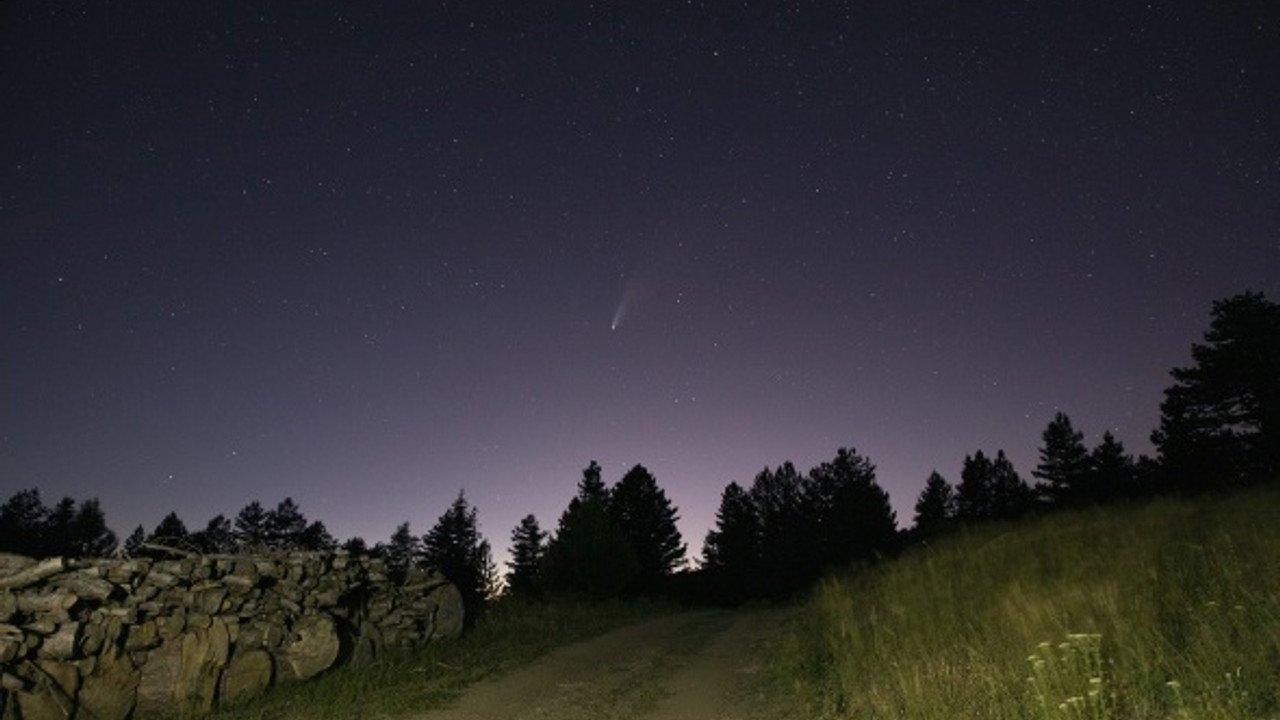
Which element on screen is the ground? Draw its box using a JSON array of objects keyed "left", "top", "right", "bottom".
[{"left": 413, "top": 608, "right": 793, "bottom": 720}]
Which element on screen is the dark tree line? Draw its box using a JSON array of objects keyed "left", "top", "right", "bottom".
[
  {"left": 699, "top": 447, "right": 897, "bottom": 601},
  {"left": 112, "top": 497, "right": 340, "bottom": 558},
  {"left": 0, "top": 490, "right": 116, "bottom": 558},
  {"left": 501, "top": 462, "right": 686, "bottom": 599}
]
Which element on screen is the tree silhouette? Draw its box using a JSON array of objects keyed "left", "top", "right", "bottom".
[
  {"left": 265, "top": 497, "right": 308, "bottom": 549},
  {"left": 505, "top": 514, "right": 547, "bottom": 598},
  {"left": 609, "top": 464, "right": 686, "bottom": 592},
  {"left": 384, "top": 521, "right": 419, "bottom": 582},
  {"left": 701, "top": 482, "right": 760, "bottom": 601},
  {"left": 148, "top": 511, "right": 190, "bottom": 548},
  {"left": 1091, "top": 431, "right": 1138, "bottom": 499},
  {"left": 912, "top": 471, "right": 955, "bottom": 538},
  {"left": 46, "top": 497, "right": 78, "bottom": 554},
  {"left": 421, "top": 492, "right": 495, "bottom": 623},
  {"left": 541, "top": 461, "right": 636, "bottom": 597},
  {"left": 0, "top": 489, "right": 48, "bottom": 556},
  {"left": 1033, "top": 412, "right": 1093, "bottom": 504},
  {"left": 123, "top": 525, "right": 146, "bottom": 557},
  {"left": 300, "top": 520, "right": 337, "bottom": 551},
  {"left": 749, "top": 463, "right": 811, "bottom": 596},
  {"left": 1153, "top": 291, "right": 1280, "bottom": 488},
  {"left": 342, "top": 536, "right": 369, "bottom": 555},
  {"left": 805, "top": 447, "right": 897, "bottom": 569},
  {"left": 68, "top": 499, "right": 117, "bottom": 557},
  {"left": 990, "top": 450, "right": 1035, "bottom": 519},
  {"left": 193, "top": 514, "right": 235, "bottom": 554},
  {"left": 955, "top": 451, "right": 996, "bottom": 522},
  {"left": 234, "top": 501, "right": 269, "bottom": 549}
]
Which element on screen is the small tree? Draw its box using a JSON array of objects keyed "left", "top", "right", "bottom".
[
  {"left": 123, "top": 525, "right": 147, "bottom": 557},
  {"left": 990, "top": 450, "right": 1035, "bottom": 519},
  {"left": 193, "top": 514, "right": 235, "bottom": 554},
  {"left": 701, "top": 482, "right": 760, "bottom": 602},
  {"left": 342, "top": 536, "right": 369, "bottom": 555},
  {"left": 955, "top": 451, "right": 995, "bottom": 522},
  {"left": 148, "top": 512, "right": 190, "bottom": 549},
  {"left": 265, "top": 497, "right": 308, "bottom": 549},
  {"left": 0, "top": 489, "right": 49, "bottom": 557},
  {"left": 45, "top": 497, "right": 78, "bottom": 555},
  {"left": 1033, "top": 412, "right": 1094, "bottom": 504},
  {"left": 609, "top": 465, "right": 686, "bottom": 592},
  {"left": 300, "top": 520, "right": 337, "bottom": 551},
  {"left": 234, "top": 501, "right": 269, "bottom": 550},
  {"left": 384, "top": 522, "right": 419, "bottom": 582},
  {"left": 912, "top": 471, "right": 955, "bottom": 539},
  {"left": 505, "top": 514, "right": 547, "bottom": 598},
  {"left": 421, "top": 492, "right": 495, "bottom": 624},
  {"left": 1091, "top": 431, "right": 1138, "bottom": 499},
  {"left": 69, "top": 499, "right": 117, "bottom": 557}
]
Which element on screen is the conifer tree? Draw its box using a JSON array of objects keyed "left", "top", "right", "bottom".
[
  {"left": 148, "top": 512, "right": 190, "bottom": 547},
  {"left": 342, "top": 536, "right": 368, "bottom": 555},
  {"left": 912, "top": 471, "right": 955, "bottom": 538},
  {"left": 805, "top": 447, "right": 897, "bottom": 569},
  {"left": 505, "top": 514, "right": 547, "bottom": 597},
  {"left": 234, "top": 501, "right": 269, "bottom": 549},
  {"left": 300, "top": 520, "right": 337, "bottom": 551},
  {"left": 955, "top": 451, "right": 995, "bottom": 522},
  {"left": 609, "top": 465, "right": 686, "bottom": 591},
  {"left": 1153, "top": 291, "right": 1280, "bottom": 487},
  {"left": 421, "top": 492, "right": 495, "bottom": 623},
  {"left": 701, "top": 482, "right": 760, "bottom": 601},
  {"left": 0, "top": 489, "right": 48, "bottom": 557},
  {"left": 265, "top": 497, "right": 308, "bottom": 549},
  {"left": 990, "top": 450, "right": 1035, "bottom": 519},
  {"left": 69, "top": 499, "right": 117, "bottom": 557},
  {"left": 123, "top": 525, "right": 147, "bottom": 557},
  {"left": 749, "top": 463, "right": 810, "bottom": 595},
  {"left": 1091, "top": 431, "right": 1137, "bottom": 499},
  {"left": 45, "top": 497, "right": 78, "bottom": 555},
  {"left": 1033, "top": 412, "right": 1093, "bottom": 504},
  {"left": 541, "top": 461, "right": 636, "bottom": 597},
  {"left": 193, "top": 514, "right": 235, "bottom": 554},
  {"left": 384, "top": 521, "right": 419, "bottom": 582}
]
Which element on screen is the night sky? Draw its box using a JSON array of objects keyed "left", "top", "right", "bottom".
[{"left": 2, "top": 4, "right": 1277, "bottom": 560}]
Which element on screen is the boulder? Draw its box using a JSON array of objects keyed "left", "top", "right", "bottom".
[
  {"left": 78, "top": 650, "right": 139, "bottom": 720},
  {"left": 177, "top": 617, "right": 231, "bottom": 714},
  {"left": 219, "top": 649, "right": 273, "bottom": 705},
  {"left": 427, "top": 583, "right": 465, "bottom": 639},
  {"left": 282, "top": 614, "right": 339, "bottom": 681}
]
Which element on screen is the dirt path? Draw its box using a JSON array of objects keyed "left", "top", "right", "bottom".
[{"left": 413, "top": 609, "right": 793, "bottom": 720}]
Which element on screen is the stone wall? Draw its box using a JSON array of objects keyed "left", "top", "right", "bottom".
[{"left": 0, "top": 550, "right": 463, "bottom": 719}]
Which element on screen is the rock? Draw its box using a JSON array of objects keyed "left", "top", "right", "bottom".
[
  {"left": 282, "top": 614, "right": 339, "bottom": 681},
  {"left": 219, "top": 649, "right": 273, "bottom": 705},
  {"left": 14, "top": 659, "right": 78, "bottom": 720},
  {"left": 37, "top": 622, "right": 80, "bottom": 660},
  {"left": 426, "top": 583, "right": 465, "bottom": 639},
  {"left": 78, "top": 650, "right": 139, "bottom": 720},
  {"left": 176, "top": 617, "right": 231, "bottom": 714},
  {"left": 135, "top": 638, "right": 181, "bottom": 714}
]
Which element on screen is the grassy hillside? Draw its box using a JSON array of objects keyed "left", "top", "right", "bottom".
[{"left": 777, "top": 486, "right": 1280, "bottom": 719}]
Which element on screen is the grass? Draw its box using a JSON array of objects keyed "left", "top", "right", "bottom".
[
  {"left": 194, "top": 597, "right": 672, "bottom": 720},
  {"left": 776, "top": 486, "right": 1280, "bottom": 720}
]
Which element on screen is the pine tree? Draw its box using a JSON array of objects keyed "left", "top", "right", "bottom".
[
  {"left": 342, "top": 536, "right": 369, "bottom": 555},
  {"left": 1091, "top": 431, "right": 1137, "bottom": 499},
  {"left": 0, "top": 489, "right": 49, "bottom": 557},
  {"left": 541, "top": 461, "right": 637, "bottom": 597},
  {"left": 701, "top": 482, "right": 760, "bottom": 601},
  {"left": 749, "top": 463, "right": 811, "bottom": 596},
  {"left": 234, "top": 501, "right": 269, "bottom": 550},
  {"left": 505, "top": 514, "right": 547, "bottom": 598},
  {"left": 123, "top": 525, "right": 147, "bottom": 557},
  {"left": 45, "top": 497, "right": 78, "bottom": 556},
  {"left": 805, "top": 447, "right": 897, "bottom": 570},
  {"left": 1033, "top": 412, "right": 1093, "bottom": 504},
  {"left": 384, "top": 522, "right": 419, "bottom": 582},
  {"left": 148, "top": 512, "right": 190, "bottom": 548},
  {"left": 193, "top": 514, "right": 235, "bottom": 554},
  {"left": 421, "top": 492, "right": 495, "bottom": 623},
  {"left": 300, "top": 520, "right": 337, "bottom": 551},
  {"left": 912, "top": 471, "right": 955, "bottom": 538},
  {"left": 990, "top": 450, "right": 1035, "bottom": 519},
  {"left": 955, "top": 451, "right": 995, "bottom": 522},
  {"left": 609, "top": 465, "right": 686, "bottom": 592},
  {"left": 265, "top": 497, "right": 308, "bottom": 549},
  {"left": 1153, "top": 292, "right": 1280, "bottom": 488},
  {"left": 69, "top": 499, "right": 117, "bottom": 557}
]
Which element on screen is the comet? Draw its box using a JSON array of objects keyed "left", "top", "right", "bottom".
[{"left": 611, "top": 282, "right": 638, "bottom": 331}]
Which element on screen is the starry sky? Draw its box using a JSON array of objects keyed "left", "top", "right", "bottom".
[{"left": 2, "top": 3, "right": 1277, "bottom": 560}]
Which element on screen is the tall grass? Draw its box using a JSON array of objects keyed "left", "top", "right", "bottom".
[
  {"left": 194, "top": 598, "right": 671, "bottom": 720},
  {"left": 778, "top": 487, "right": 1280, "bottom": 719}
]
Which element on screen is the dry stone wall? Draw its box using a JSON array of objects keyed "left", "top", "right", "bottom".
[{"left": 0, "top": 550, "right": 463, "bottom": 719}]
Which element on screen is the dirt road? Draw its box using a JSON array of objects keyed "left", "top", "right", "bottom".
[{"left": 414, "top": 609, "right": 794, "bottom": 720}]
